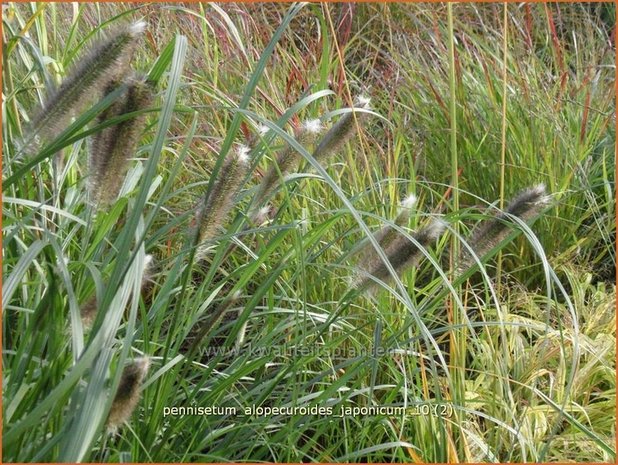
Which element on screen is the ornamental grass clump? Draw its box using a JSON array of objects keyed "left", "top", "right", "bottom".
[
  {"left": 106, "top": 357, "right": 150, "bottom": 434},
  {"left": 29, "top": 21, "right": 146, "bottom": 145},
  {"left": 459, "top": 184, "right": 551, "bottom": 271},
  {"left": 195, "top": 145, "right": 251, "bottom": 259},
  {"left": 89, "top": 76, "right": 155, "bottom": 206}
]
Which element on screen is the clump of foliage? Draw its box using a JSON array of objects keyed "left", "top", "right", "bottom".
[{"left": 2, "top": 2, "right": 615, "bottom": 463}]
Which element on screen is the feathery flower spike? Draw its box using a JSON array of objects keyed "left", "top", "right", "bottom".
[
  {"left": 249, "top": 119, "right": 323, "bottom": 219},
  {"left": 30, "top": 21, "right": 146, "bottom": 144},
  {"left": 356, "top": 219, "right": 446, "bottom": 292},
  {"left": 355, "top": 193, "right": 417, "bottom": 270},
  {"left": 195, "top": 145, "right": 250, "bottom": 258},
  {"left": 373, "top": 194, "right": 418, "bottom": 249},
  {"left": 312, "top": 95, "right": 371, "bottom": 162},
  {"left": 89, "top": 76, "right": 155, "bottom": 206},
  {"left": 459, "top": 184, "right": 550, "bottom": 270},
  {"left": 106, "top": 357, "right": 150, "bottom": 433}
]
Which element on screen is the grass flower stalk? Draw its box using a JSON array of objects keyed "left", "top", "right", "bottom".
[
  {"left": 459, "top": 184, "right": 551, "bottom": 270},
  {"left": 356, "top": 218, "right": 446, "bottom": 292},
  {"left": 89, "top": 76, "right": 155, "bottom": 206},
  {"left": 106, "top": 357, "right": 150, "bottom": 433},
  {"left": 29, "top": 21, "right": 146, "bottom": 145},
  {"left": 195, "top": 145, "right": 250, "bottom": 258},
  {"left": 249, "top": 119, "right": 322, "bottom": 218},
  {"left": 312, "top": 96, "right": 371, "bottom": 162}
]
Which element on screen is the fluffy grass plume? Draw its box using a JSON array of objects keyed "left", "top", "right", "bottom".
[
  {"left": 249, "top": 119, "right": 322, "bottom": 218},
  {"left": 88, "top": 76, "right": 155, "bottom": 206},
  {"left": 459, "top": 184, "right": 551, "bottom": 269},
  {"left": 373, "top": 194, "right": 417, "bottom": 250},
  {"left": 354, "top": 193, "right": 417, "bottom": 268},
  {"left": 355, "top": 218, "right": 446, "bottom": 292},
  {"left": 195, "top": 145, "right": 251, "bottom": 257},
  {"left": 106, "top": 357, "right": 150, "bottom": 434},
  {"left": 312, "top": 96, "right": 371, "bottom": 162},
  {"left": 88, "top": 78, "right": 126, "bottom": 190},
  {"left": 29, "top": 21, "right": 146, "bottom": 144}
]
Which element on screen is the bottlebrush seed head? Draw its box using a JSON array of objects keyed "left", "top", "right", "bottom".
[
  {"left": 312, "top": 95, "right": 372, "bottom": 162},
  {"left": 195, "top": 146, "right": 251, "bottom": 259},
  {"left": 89, "top": 76, "right": 156, "bottom": 206},
  {"left": 106, "top": 357, "right": 150, "bottom": 433},
  {"left": 29, "top": 21, "right": 146, "bottom": 145},
  {"left": 458, "top": 184, "right": 551, "bottom": 271},
  {"left": 355, "top": 218, "right": 446, "bottom": 293},
  {"left": 354, "top": 191, "right": 419, "bottom": 273}
]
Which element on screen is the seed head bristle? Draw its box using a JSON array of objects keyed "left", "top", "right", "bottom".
[
  {"left": 303, "top": 119, "right": 323, "bottom": 134},
  {"left": 235, "top": 144, "right": 251, "bottom": 163},
  {"left": 295, "top": 118, "right": 323, "bottom": 147},
  {"left": 129, "top": 20, "right": 147, "bottom": 35},
  {"left": 424, "top": 218, "right": 447, "bottom": 240},
  {"left": 252, "top": 205, "right": 272, "bottom": 225},
  {"left": 141, "top": 254, "right": 155, "bottom": 290},
  {"left": 392, "top": 193, "right": 418, "bottom": 228},
  {"left": 356, "top": 95, "right": 371, "bottom": 109},
  {"left": 401, "top": 194, "right": 417, "bottom": 209},
  {"left": 257, "top": 124, "right": 270, "bottom": 136}
]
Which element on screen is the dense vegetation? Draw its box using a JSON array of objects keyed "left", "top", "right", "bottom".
[{"left": 3, "top": 2, "right": 615, "bottom": 462}]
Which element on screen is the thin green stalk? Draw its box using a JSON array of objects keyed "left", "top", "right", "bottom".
[
  {"left": 497, "top": 2, "right": 509, "bottom": 287},
  {"left": 447, "top": 3, "right": 464, "bottom": 456},
  {"left": 495, "top": 8, "right": 510, "bottom": 450},
  {"left": 447, "top": 4, "right": 459, "bottom": 241}
]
